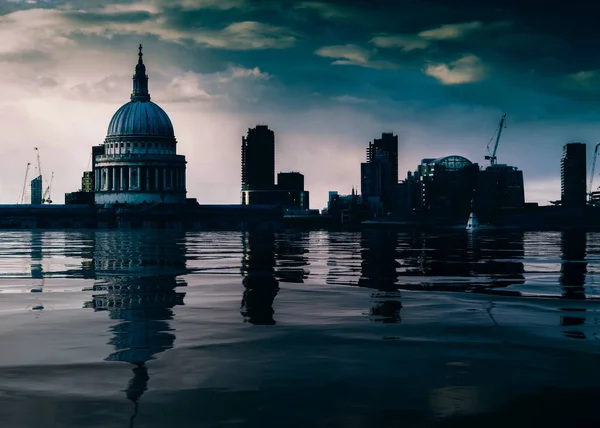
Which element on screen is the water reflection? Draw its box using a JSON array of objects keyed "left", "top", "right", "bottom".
[
  {"left": 358, "top": 231, "right": 403, "bottom": 323},
  {"left": 395, "top": 231, "right": 526, "bottom": 292},
  {"left": 29, "top": 232, "right": 45, "bottom": 313},
  {"left": 83, "top": 232, "right": 187, "bottom": 425},
  {"left": 275, "top": 232, "right": 310, "bottom": 283},
  {"left": 241, "top": 231, "right": 280, "bottom": 325},
  {"left": 30, "top": 231, "right": 43, "bottom": 280},
  {"left": 560, "top": 230, "right": 587, "bottom": 299},
  {"left": 559, "top": 231, "right": 588, "bottom": 339}
]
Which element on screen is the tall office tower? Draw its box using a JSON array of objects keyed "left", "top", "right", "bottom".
[
  {"left": 361, "top": 133, "right": 399, "bottom": 213},
  {"left": 561, "top": 142, "right": 587, "bottom": 209},
  {"left": 241, "top": 125, "right": 275, "bottom": 189},
  {"left": 30, "top": 175, "right": 43, "bottom": 205}
]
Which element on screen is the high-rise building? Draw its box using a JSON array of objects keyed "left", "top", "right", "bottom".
[
  {"left": 240, "top": 127, "right": 310, "bottom": 209},
  {"left": 361, "top": 133, "right": 398, "bottom": 213},
  {"left": 241, "top": 125, "right": 275, "bottom": 191},
  {"left": 418, "top": 155, "right": 479, "bottom": 216},
  {"left": 30, "top": 175, "right": 42, "bottom": 205},
  {"left": 476, "top": 164, "right": 525, "bottom": 212},
  {"left": 561, "top": 142, "right": 587, "bottom": 209}
]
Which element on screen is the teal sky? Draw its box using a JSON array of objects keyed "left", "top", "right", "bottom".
[{"left": 1, "top": 0, "right": 599, "bottom": 207}]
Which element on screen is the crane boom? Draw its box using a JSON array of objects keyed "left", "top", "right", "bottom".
[
  {"left": 34, "top": 147, "right": 43, "bottom": 179},
  {"left": 19, "top": 163, "right": 31, "bottom": 204},
  {"left": 485, "top": 113, "right": 507, "bottom": 166},
  {"left": 43, "top": 172, "right": 54, "bottom": 204},
  {"left": 588, "top": 143, "right": 600, "bottom": 198}
]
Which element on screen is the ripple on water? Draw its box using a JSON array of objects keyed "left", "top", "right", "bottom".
[{"left": 0, "top": 229, "right": 598, "bottom": 427}]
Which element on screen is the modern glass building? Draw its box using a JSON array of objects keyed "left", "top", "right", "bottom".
[{"left": 417, "top": 155, "right": 479, "bottom": 215}]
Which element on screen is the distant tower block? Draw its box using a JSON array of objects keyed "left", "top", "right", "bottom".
[
  {"left": 241, "top": 125, "right": 275, "bottom": 204},
  {"left": 30, "top": 175, "right": 42, "bottom": 205},
  {"left": 561, "top": 142, "right": 587, "bottom": 209}
]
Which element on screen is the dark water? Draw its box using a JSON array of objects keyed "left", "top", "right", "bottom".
[{"left": 0, "top": 229, "right": 599, "bottom": 428}]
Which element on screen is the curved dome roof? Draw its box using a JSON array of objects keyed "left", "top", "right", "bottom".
[
  {"left": 432, "top": 155, "right": 472, "bottom": 170},
  {"left": 107, "top": 101, "right": 174, "bottom": 138}
]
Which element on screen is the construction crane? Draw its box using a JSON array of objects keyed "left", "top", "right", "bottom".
[
  {"left": 42, "top": 172, "right": 54, "bottom": 204},
  {"left": 485, "top": 113, "right": 507, "bottom": 166},
  {"left": 34, "top": 147, "right": 43, "bottom": 179},
  {"left": 588, "top": 143, "right": 600, "bottom": 200},
  {"left": 18, "top": 163, "right": 31, "bottom": 204}
]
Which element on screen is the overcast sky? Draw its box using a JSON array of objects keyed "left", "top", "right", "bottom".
[{"left": 0, "top": 0, "right": 599, "bottom": 208}]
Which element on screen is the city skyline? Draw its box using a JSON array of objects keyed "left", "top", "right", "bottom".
[{"left": 0, "top": 0, "right": 599, "bottom": 209}]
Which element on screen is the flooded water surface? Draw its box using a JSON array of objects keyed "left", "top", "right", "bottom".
[{"left": 0, "top": 229, "right": 599, "bottom": 427}]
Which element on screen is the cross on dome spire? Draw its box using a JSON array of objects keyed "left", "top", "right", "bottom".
[{"left": 131, "top": 44, "right": 150, "bottom": 101}]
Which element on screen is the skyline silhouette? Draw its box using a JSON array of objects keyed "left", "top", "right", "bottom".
[{"left": 1, "top": 1, "right": 600, "bottom": 209}]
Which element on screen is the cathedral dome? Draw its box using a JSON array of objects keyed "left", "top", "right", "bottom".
[
  {"left": 105, "top": 44, "right": 174, "bottom": 139},
  {"left": 107, "top": 101, "right": 174, "bottom": 138}
]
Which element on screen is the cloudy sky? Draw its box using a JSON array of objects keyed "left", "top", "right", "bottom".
[{"left": 0, "top": 0, "right": 599, "bottom": 208}]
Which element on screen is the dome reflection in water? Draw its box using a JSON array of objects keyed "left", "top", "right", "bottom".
[{"left": 84, "top": 231, "right": 186, "bottom": 426}]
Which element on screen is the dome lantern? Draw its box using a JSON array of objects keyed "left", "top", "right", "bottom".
[{"left": 131, "top": 44, "right": 150, "bottom": 102}]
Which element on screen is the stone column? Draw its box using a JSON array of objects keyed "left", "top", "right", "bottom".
[
  {"left": 112, "top": 167, "right": 116, "bottom": 191},
  {"left": 128, "top": 167, "right": 133, "bottom": 191},
  {"left": 105, "top": 167, "right": 110, "bottom": 191},
  {"left": 155, "top": 167, "right": 159, "bottom": 190},
  {"left": 163, "top": 167, "right": 167, "bottom": 190},
  {"left": 145, "top": 167, "right": 150, "bottom": 191},
  {"left": 119, "top": 167, "right": 123, "bottom": 191}
]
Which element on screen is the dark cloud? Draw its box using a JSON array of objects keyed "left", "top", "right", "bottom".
[
  {"left": 0, "top": 50, "right": 51, "bottom": 63},
  {"left": 64, "top": 10, "right": 153, "bottom": 24}
]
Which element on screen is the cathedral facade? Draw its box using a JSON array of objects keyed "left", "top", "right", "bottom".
[{"left": 94, "top": 46, "right": 187, "bottom": 205}]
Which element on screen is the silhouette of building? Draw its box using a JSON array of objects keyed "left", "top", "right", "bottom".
[
  {"left": 327, "top": 189, "right": 371, "bottom": 224},
  {"left": 240, "top": 127, "right": 310, "bottom": 209},
  {"left": 418, "top": 155, "right": 479, "bottom": 216},
  {"left": 65, "top": 170, "right": 96, "bottom": 204},
  {"left": 30, "top": 175, "right": 42, "bottom": 205},
  {"left": 476, "top": 164, "right": 525, "bottom": 213},
  {"left": 361, "top": 133, "right": 399, "bottom": 214},
  {"left": 277, "top": 171, "right": 303, "bottom": 191},
  {"left": 397, "top": 170, "right": 420, "bottom": 214},
  {"left": 277, "top": 172, "right": 309, "bottom": 210},
  {"left": 561, "top": 142, "right": 587, "bottom": 209},
  {"left": 93, "top": 45, "right": 187, "bottom": 205},
  {"left": 241, "top": 125, "right": 275, "bottom": 204}
]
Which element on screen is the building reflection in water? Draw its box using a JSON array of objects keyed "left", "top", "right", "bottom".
[
  {"left": 30, "top": 231, "right": 43, "bottom": 281},
  {"left": 559, "top": 230, "right": 588, "bottom": 339},
  {"left": 241, "top": 231, "right": 280, "bottom": 325},
  {"left": 358, "top": 230, "right": 402, "bottom": 323},
  {"left": 83, "top": 231, "right": 187, "bottom": 426},
  {"left": 356, "top": 230, "right": 529, "bottom": 323},
  {"left": 274, "top": 231, "right": 310, "bottom": 283}
]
